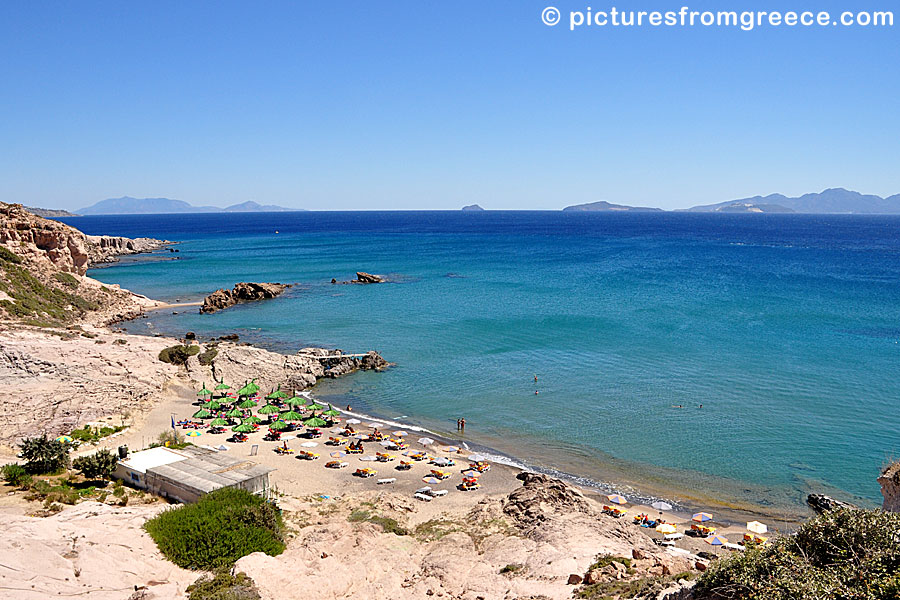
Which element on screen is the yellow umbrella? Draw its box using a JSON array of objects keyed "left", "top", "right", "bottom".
[
  {"left": 706, "top": 534, "right": 728, "bottom": 545},
  {"left": 692, "top": 512, "right": 714, "bottom": 522},
  {"left": 656, "top": 523, "right": 677, "bottom": 534},
  {"left": 56, "top": 435, "right": 74, "bottom": 443},
  {"left": 747, "top": 521, "right": 768, "bottom": 534},
  {"left": 607, "top": 494, "right": 628, "bottom": 505}
]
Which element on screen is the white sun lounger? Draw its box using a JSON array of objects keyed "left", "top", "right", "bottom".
[
  {"left": 415, "top": 486, "right": 432, "bottom": 495},
  {"left": 414, "top": 493, "right": 433, "bottom": 502},
  {"left": 377, "top": 478, "right": 397, "bottom": 485},
  {"left": 427, "top": 489, "right": 448, "bottom": 497}
]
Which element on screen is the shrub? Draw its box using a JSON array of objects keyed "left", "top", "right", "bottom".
[
  {"left": 187, "top": 570, "right": 261, "bottom": 600},
  {"left": 1, "top": 463, "right": 31, "bottom": 486},
  {"left": 158, "top": 344, "right": 201, "bottom": 365},
  {"left": 695, "top": 508, "right": 900, "bottom": 600},
  {"left": 70, "top": 424, "right": 124, "bottom": 444},
  {"left": 54, "top": 272, "right": 79, "bottom": 288},
  {"left": 144, "top": 487, "right": 285, "bottom": 570},
  {"left": 198, "top": 346, "right": 218, "bottom": 366},
  {"left": 18, "top": 434, "right": 71, "bottom": 474},
  {"left": 0, "top": 245, "right": 22, "bottom": 264},
  {"left": 73, "top": 449, "right": 118, "bottom": 480},
  {"left": 348, "top": 509, "right": 408, "bottom": 536}
]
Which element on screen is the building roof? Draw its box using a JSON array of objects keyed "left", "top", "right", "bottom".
[
  {"left": 117, "top": 446, "right": 188, "bottom": 474},
  {"left": 145, "top": 446, "right": 274, "bottom": 495}
]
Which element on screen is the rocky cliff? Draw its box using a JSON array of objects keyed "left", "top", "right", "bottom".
[{"left": 878, "top": 461, "right": 900, "bottom": 512}]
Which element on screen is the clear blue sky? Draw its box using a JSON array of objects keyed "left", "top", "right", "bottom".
[{"left": 1, "top": 1, "right": 897, "bottom": 210}]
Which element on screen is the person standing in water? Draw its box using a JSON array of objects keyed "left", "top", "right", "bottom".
[{"left": 460, "top": 418, "right": 466, "bottom": 433}]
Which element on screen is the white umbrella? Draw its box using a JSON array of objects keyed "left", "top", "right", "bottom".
[
  {"left": 443, "top": 446, "right": 460, "bottom": 453},
  {"left": 651, "top": 501, "right": 673, "bottom": 511},
  {"left": 379, "top": 440, "right": 394, "bottom": 447},
  {"left": 359, "top": 455, "right": 378, "bottom": 461},
  {"left": 467, "top": 454, "right": 487, "bottom": 462},
  {"left": 346, "top": 418, "right": 362, "bottom": 425},
  {"left": 367, "top": 423, "right": 380, "bottom": 428},
  {"left": 432, "top": 457, "right": 453, "bottom": 466},
  {"left": 418, "top": 437, "right": 436, "bottom": 446},
  {"left": 301, "top": 441, "right": 318, "bottom": 448},
  {"left": 747, "top": 521, "right": 768, "bottom": 534},
  {"left": 393, "top": 430, "right": 408, "bottom": 437}
]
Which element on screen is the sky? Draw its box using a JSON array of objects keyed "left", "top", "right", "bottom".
[{"left": 1, "top": 1, "right": 898, "bottom": 211}]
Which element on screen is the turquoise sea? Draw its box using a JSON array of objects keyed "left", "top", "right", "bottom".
[{"left": 64, "top": 211, "right": 900, "bottom": 519}]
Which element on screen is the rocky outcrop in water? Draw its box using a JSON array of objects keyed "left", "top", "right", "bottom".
[
  {"left": 200, "top": 282, "right": 289, "bottom": 313},
  {"left": 806, "top": 493, "right": 856, "bottom": 514},
  {"left": 85, "top": 234, "right": 169, "bottom": 264},
  {"left": 878, "top": 461, "right": 900, "bottom": 512},
  {"left": 354, "top": 272, "right": 384, "bottom": 284}
]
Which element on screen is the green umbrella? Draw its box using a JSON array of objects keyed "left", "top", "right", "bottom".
[
  {"left": 226, "top": 408, "right": 244, "bottom": 418},
  {"left": 304, "top": 415, "right": 327, "bottom": 428},
  {"left": 204, "top": 400, "right": 222, "bottom": 410},
  {"left": 322, "top": 404, "right": 340, "bottom": 417},
  {"left": 266, "top": 385, "right": 290, "bottom": 400},
  {"left": 236, "top": 379, "right": 258, "bottom": 397},
  {"left": 197, "top": 384, "right": 212, "bottom": 397},
  {"left": 258, "top": 404, "right": 281, "bottom": 415},
  {"left": 247, "top": 379, "right": 260, "bottom": 394},
  {"left": 192, "top": 408, "right": 212, "bottom": 419},
  {"left": 232, "top": 422, "right": 255, "bottom": 433},
  {"left": 280, "top": 410, "right": 305, "bottom": 421},
  {"left": 214, "top": 381, "right": 230, "bottom": 391},
  {"left": 268, "top": 420, "right": 289, "bottom": 431},
  {"left": 244, "top": 415, "right": 263, "bottom": 424},
  {"left": 237, "top": 398, "right": 258, "bottom": 409},
  {"left": 210, "top": 417, "right": 229, "bottom": 427},
  {"left": 307, "top": 402, "right": 324, "bottom": 411},
  {"left": 285, "top": 396, "right": 307, "bottom": 407}
]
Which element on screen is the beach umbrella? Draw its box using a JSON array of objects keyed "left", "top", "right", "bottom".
[
  {"left": 237, "top": 398, "right": 258, "bottom": 409},
  {"left": 706, "top": 534, "right": 729, "bottom": 546},
  {"left": 204, "top": 400, "right": 223, "bottom": 411},
  {"left": 418, "top": 437, "right": 436, "bottom": 446},
  {"left": 747, "top": 521, "right": 768, "bottom": 534},
  {"left": 232, "top": 422, "right": 255, "bottom": 433},
  {"left": 330, "top": 451, "right": 346, "bottom": 458},
  {"left": 462, "top": 470, "right": 480, "bottom": 478},
  {"left": 656, "top": 523, "right": 677, "bottom": 534},
  {"left": 346, "top": 418, "right": 362, "bottom": 425},
  {"left": 267, "top": 386, "right": 290, "bottom": 400},
  {"left": 692, "top": 512, "right": 714, "bottom": 523},
  {"left": 306, "top": 402, "right": 325, "bottom": 411},
  {"left": 607, "top": 494, "right": 629, "bottom": 505},
  {"left": 56, "top": 435, "right": 73, "bottom": 443},
  {"left": 359, "top": 455, "right": 378, "bottom": 462},
  {"left": 300, "top": 441, "right": 318, "bottom": 448},
  {"left": 393, "top": 430, "right": 408, "bottom": 437},
  {"left": 226, "top": 408, "right": 244, "bottom": 418},
  {"left": 280, "top": 410, "right": 305, "bottom": 421},
  {"left": 197, "top": 384, "right": 212, "bottom": 398},
  {"left": 268, "top": 420, "right": 289, "bottom": 431},
  {"left": 244, "top": 415, "right": 263, "bottom": 425},
  {"left": 192, "top": 408, "right": 212, "bottom": 419},
  {"left": 284, "top": 396, "right": 307, "bottom": 407},
  {"left": 258, "top": 404, "right": 281, "bottom": 415},
  {"left": 422, "top": 477, "right": 442, "bottom": 484},
  {"left": 323, "top": 405, "right": 341, "bottom": 417},
  {"left": 236, "top": 381, "right": 256, "bottom": 397},
  {"left": 432, "top": 457, "right": 454, "bottom": 467},
  {"left": 186, "top": 430, "right": 202, "bottom": 437},
  {"left": 214, "top": 381, "right": 230, "bottom": 391},
  {"left": 443, "top": 446, "right": 460, "bottom": 453},
  {"left": 467, "top": 453, "right": 487, "bottom": 462},
  {"left": 651, "top": 501, "right": 673, "bottom": 511},
  {"left": 210, "top": 418, "right": 229, "bottom": 427},
  {"left": 304, "top": 415, "right": 327, "bottom": 428}
]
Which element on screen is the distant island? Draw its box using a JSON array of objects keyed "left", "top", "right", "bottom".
[
  {"left": 562, "top": 200, "right": 663, "bottom": 212},
  {"left": 76, "top": 197, "right": 301, "bottom": 215},
  {"left": 686, "top": 188, "right": 900, "bottom": 214},
  {"left": 461, "top": 204, "right": 485, "bottom": 211},
  {"left": 25, "top": 206, "right": 80, "bottom": 218}
]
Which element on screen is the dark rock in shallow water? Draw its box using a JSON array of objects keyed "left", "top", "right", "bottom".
[
  {"left": 200, "top": 282, "right": 289, "bottom": 313},
  {"left": 218, "top": 333, "right": 240, "bottom": 341},
  {"left": 354, "top": 272, "right": 384, "bottom": 284},
  {"left": 807, "top": 493, "right": 856, "bottom": 514}
]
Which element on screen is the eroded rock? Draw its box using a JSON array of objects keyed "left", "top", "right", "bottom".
[{"left": 200, "top": 282, "right": 289, "bottom": 313}]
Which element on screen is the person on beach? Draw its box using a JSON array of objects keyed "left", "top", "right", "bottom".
[
  {"left": 534, "top": 374, "right": 538, "bottom": 383},
  {"left": 460, "top": 418, "right": 466, "bottom": 432},
  {"left": 456, "top": 418, "right": 461, "bottom": 431},
  {"left": 346, "top": 404, "right": 352, "bottom": 411}
]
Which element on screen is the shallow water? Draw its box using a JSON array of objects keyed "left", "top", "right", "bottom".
[{"left": 67, "top": 211, "right": 900, "bottom": 516}]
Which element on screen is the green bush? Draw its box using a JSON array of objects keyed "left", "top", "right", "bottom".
[
  {"left": 54, "top": 272, "right": 79, "bottom": 288},
  {"left": 73, "top": 449, "right": 118, "bottom": 480},
  {"left": 695, "top": 508, "right": 900, "bottom": 600},
  {"left": 144, "top": 487, "right": 285, "bottom": 570},
  {"left": 18, "top": 434, "right": 70, "bottom": 474},
  {"left": 348, "top": 509, "right": 408, "bottom": 536},
  {"left": 70, "top": 424, "right": 124, "bottom": 444},
  {"left": 0, "top": 245, "right": 23, "bottom": 264},
  {"left": 187, "top": 570, "right": 261, "bottom": 600},
  {"left": 198, "top": 346, "right": 219, "bottom": 366},
  {"left": 158, "top": 344, "right": 201, "bottom": 365},
  {"left": 1, "top": 463, "right": 31, "bottom": 487}
]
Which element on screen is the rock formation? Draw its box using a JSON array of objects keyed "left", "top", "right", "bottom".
[
  {"left": 0, "top": 202, "right": 169, "bottom": 275},
  {"left": 878, "top": 461, "right": 900, "bottom": 512},
  {"left": 806, "top": 493, "right": 856, "bottom": 514},
  {"left": 200, "top": 282, "right": 289, "bottom": 313},
  {"left": 354, "top": 271, "right": 384, "bottom": 284}
]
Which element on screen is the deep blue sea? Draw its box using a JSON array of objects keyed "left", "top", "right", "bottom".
[{"left": 63, "top": 211, "right": 900, "bottom": 517}]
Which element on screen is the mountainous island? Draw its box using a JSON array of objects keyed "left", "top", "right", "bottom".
[
  {"left": 461, "top": 204, "right": 485, "bottom": 211},
  {"left": 686, "top": 188, "right": 900, "bottom": 214},
  {"left": 25, "top": 206, "right": 80, "bottom": 218},
  {"left": 76, "top": 197, "right": 300, "bottom": 215},
  {"left": 562, "top": 200, "right": 664, "bottom": 212}
]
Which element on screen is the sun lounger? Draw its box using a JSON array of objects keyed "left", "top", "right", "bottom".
[
  {"left": 416, "top": 486, "right": 432, "bottom": 494},
  {"left": 377, "top": 478, "right": 397, "bottom": 485},
  {"left": 664, "top": 533, "right": 683, "bottom": 541},
  {"left": 414, "top": 493, "right": 433, "bottom": 502},
  {"left": 354, "top": 468, "right": 376, "bottom": 477},
  {"left": 428, "top": 489, "right": 448, "bottom": 497}
]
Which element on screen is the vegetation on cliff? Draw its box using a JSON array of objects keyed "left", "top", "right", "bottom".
[{"left": 695, "top": 508, "right": 900, "bottom": 600}]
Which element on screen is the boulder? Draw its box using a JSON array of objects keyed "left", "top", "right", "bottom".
[
  {"left": 567, "top": 574, "right": 582, "bottom": 585},
  {"left": 806, "top": 494, "right": 856, "bottom": 514},
  {"left": 878, "top": 461, "right": 900, "bottom": 512},
  {"left": 200, "top": 282, "right": 289, "bottom": 313},
  {"left": 354, "top": 272, "right": 384, "bottom": 284}
]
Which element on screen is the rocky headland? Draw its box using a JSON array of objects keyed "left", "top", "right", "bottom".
[{"left": 200, "top": 282, "right": 290, "bottom": 313}]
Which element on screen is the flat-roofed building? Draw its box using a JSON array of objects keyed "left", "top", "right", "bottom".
[{"left": 114, "top": 446, "right": 274, "bottom": 503}]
